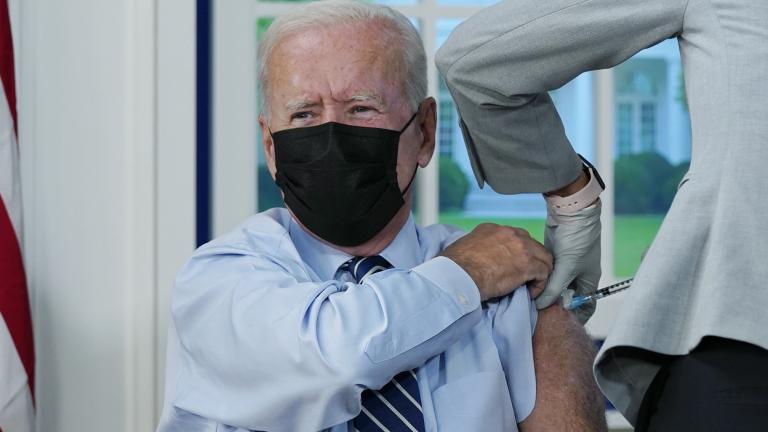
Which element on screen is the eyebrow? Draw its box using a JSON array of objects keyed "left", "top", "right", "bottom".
[
  {"left": 285, "top": 100, "right": 321, "bottom": 112},
  {"left": 345, "top": 93, "right": 385, "bottom": 106},
  {"left": 283, "top": 93, "right": 386, "bottom": 112}
]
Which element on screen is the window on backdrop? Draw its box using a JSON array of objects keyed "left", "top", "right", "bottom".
[
  {"left": 613, "top": 39, "right": 691, "bottom": 277},
  {"left": 434, "top": 17, "right": 594, "bottom": 244}
]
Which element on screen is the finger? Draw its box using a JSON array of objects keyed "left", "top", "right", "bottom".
[
  {"left": 574, "top": 273, "right": 600, "bottom": 297},
  {"left": 543, "top": 225, "right": 556, "bottom": 250},
  {"left": 527, "top": 277, "right": 548, "bottom": 299},
  {"left": 506, "top": 226, "right": 530, "bottom": 237},
  {"left": 525, "top": 258, "right": 551, "bottom": 297},
  {"left": 528, "top": 240, "right": 554, "bottom": 272},
  {"left": 534, "top": 286, "right": 563, "bottom": 309},
  {"left": 476, "top": 222, "right": 499, "bottom": 233},
  {"left": 534, "top": 265, "right": 573, "bottom": 309},
  {"left": 560, "top": 289, "right": 576, "bottom": 308},
  {"left": 515, "top": 234, "right": 553, "bottom": 271}
]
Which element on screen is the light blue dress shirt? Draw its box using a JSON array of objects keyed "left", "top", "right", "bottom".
[{"left": 157, "top": 208, "right": 538, "bottom": 432}]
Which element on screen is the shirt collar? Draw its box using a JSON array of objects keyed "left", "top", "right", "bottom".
[{"left": 288, "top": 215, "right": 422, "bottom": 281}]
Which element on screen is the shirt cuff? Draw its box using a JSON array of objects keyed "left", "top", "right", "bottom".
[{"left": 411, "top": 256, "right": 481, "bottom": 314}]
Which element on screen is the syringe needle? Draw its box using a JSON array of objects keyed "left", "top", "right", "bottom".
[{"left": 565, "top": 278, "right": 633, "bottom": 310}]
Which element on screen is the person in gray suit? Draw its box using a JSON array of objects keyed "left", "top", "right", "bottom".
[{"left": 436, "top": 0, "right": 768, "bottom": 430}]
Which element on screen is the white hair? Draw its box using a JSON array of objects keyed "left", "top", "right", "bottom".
[{"left": 258, "top": 0, "right": 427, "bottom": 114}]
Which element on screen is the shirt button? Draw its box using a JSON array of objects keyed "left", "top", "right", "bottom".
[{"left": 458, "top": 293, "right": 469, "bottom": 305}]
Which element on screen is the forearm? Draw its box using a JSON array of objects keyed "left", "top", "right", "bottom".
[
  {"left": 297, "top": 258, "right": 482, "bottom": 383},
  {"left": 171, "top": 255, "right": 482, "bottom": 429},
  {"left": 519, "top": 305, "right": 606, "bottom": 431},
  {"left": 546, "top": 170, "right": 588, "bottom": 197}
]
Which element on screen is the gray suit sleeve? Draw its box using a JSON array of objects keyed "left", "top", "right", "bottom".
[{"left": 436, "top": 0, "right": 688, "bottom": 194}]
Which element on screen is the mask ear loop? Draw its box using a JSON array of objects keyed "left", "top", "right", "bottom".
[
  {"left": 398, "top": 106, "right": 423, "bottom": 196},
  {"left": 399, "top": 110, "right": 420, "bottom": 134},
  {"left": 400, "top": 165, "right": 418, "bottom": 197}
]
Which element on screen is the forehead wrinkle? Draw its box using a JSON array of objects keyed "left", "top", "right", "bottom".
[{"left": 269, "top": 22, "right": 407, "bottom": 115}]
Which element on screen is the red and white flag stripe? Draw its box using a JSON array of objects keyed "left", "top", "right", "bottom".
[{"left": 0, "top": 0, "right": 35, "bottom": 430}]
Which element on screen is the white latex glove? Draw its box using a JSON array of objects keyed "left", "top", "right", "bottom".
[{"left": 535, "top": 201, "right": 602, "bottom": 324}]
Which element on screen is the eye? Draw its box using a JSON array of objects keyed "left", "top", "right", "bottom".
[
  {"left": 290, "top": 111, "right": 313, "bottom": 120},
  {"left": 351, "top": 105, "right": 376, "bottom": 114}
]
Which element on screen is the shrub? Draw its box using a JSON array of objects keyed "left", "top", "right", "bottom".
[
  {"left": 662, "top": 160, "right": 690, "bottom": 207},
  {"left": 258, "top": 165, "right": 284, "bottom": 210},
  {"left": 614, "top": 152, "right": 689, "bottom": 214},
  {"left": 439, "top": 156, "right": 470, "bottom": 211}
]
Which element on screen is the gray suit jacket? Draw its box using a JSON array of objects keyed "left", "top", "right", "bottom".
[{"left": 436, "top": 0, "right": 768, "bottom": 425}]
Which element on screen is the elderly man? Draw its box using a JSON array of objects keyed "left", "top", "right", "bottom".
[{"left": 157, "top": 1, "right": 604, "bottom": 431}]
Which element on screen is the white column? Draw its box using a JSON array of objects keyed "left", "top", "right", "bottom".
[
  {"left": 213, "top": 0, "right": 257, "bottom": 236},
  {"left": 122, "top": 0, "right": 158, "bottom": 429},
  {"left": 418, "top": 1, "right": 440, "bottom": 226},
  {"left": 156, "top": 0, "right": 197, "bottom": 416},
  {"left": 17, "top": 0, "right": 196, "bottom": 429},
  {"left": 586, "top": 69, "right": 621, "bottom": 340},
  {"left": 594, "top": 69, "right": 615, "bottom": 284}
]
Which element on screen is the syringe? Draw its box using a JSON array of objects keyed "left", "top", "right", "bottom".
[{"left": 565, "top": 278, "right": 633, "bottom": 310}]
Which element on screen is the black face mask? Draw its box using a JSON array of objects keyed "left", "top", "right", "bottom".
[{"left": 272, "top": 112, "right": 419, "bottom": 247}]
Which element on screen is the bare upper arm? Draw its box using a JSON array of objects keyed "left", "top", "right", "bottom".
[{"left": 519, "top": 305, "right": 607, "bottom": 432}]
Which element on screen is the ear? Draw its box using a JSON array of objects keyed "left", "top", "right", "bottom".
[
  {"left": 416, "top": 97, "right": 437, "bottom": 168},
  {"left": 259, "top": 114, "right": 277, "bottom": 179}
]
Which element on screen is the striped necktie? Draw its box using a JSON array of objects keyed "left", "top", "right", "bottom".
[{"left": 340, "top": 256, "right": 426, "bottom": 432}]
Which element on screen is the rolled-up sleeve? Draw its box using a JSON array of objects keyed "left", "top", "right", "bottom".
[
  {"left": 170, "top": 244, "right": 482, "bottom": 431},
  {"left": 485, "top": 288, "right": 538, "bottom": 421}
]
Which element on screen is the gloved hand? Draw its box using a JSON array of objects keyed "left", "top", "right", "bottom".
[{"left": 534, "top": 201, "right": 602, "bottom": 324}]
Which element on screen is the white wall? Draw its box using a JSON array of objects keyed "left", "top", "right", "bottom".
[{"left": 16, "top": 0, "right": 195, "bottom": 430}]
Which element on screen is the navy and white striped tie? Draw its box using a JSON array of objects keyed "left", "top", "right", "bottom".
[{"left": 340, "top": 256, "right": 426, "bottom": 432}]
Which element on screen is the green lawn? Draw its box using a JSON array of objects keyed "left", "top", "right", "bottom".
[
  {"left": 438, "top": 212, "right": 664, "bottom": 277},
  {"left": 613, "top": 215, "right": 664, "bottom": 277},
  {"left": 439, "top": 213, "right": 548, "bottom": 241}
]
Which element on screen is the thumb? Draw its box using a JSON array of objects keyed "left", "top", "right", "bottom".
[
  {"left": 573, "top": 270, "right": 600, "bottom": 298},
  {"left": 534, "top": 263, "right": 575, "bottom": 310},
  {"left": 570, "top": 270, "right": 601, "bottom": 323}
]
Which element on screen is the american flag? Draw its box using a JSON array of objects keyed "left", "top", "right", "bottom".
[{"left": 0, "top": 0, "right": 35, "bottom": 430}]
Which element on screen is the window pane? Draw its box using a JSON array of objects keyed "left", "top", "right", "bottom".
[
  {"left": 640, "top": 102, "right": 656, "bottom": 151},
  {"left": 438, "top": 78, "right": 455, "bottom": 158},
  {"left": 617, "top": 103, "right": 633, "bottom": 157},
  {"left": 613, "top": 39, "right": 691, "bottom": 277}
]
